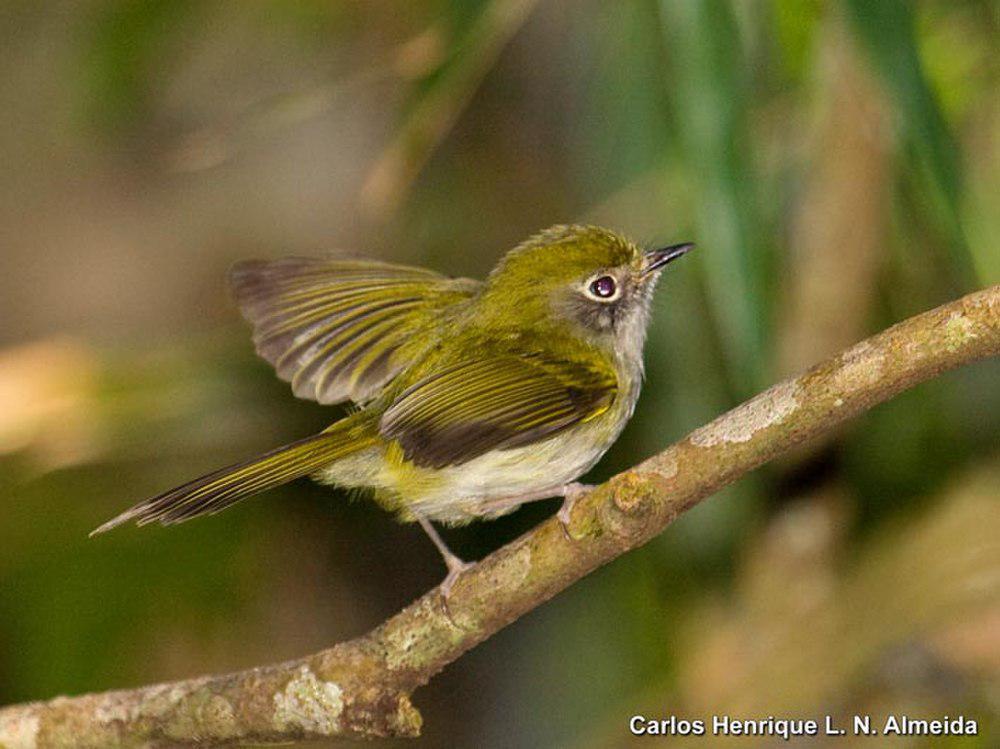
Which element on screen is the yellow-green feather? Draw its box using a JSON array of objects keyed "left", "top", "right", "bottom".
[
  {"left": 91, "top": 413, "right": 378, "bottom": 533},
  {"left": 230, "top": 257, "right": 480, "bottom": 404},
  {"left": 380, "top": 349, "right": 617, "bottom": 469}
]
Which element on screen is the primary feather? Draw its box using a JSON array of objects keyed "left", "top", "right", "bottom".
[{"left": 230, "top": 258, "right": 480, "bottom": 404}]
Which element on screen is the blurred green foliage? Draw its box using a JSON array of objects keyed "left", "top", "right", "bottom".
[
  {"left": 845, "top": 0, "right": 973, "bottom": 284},
  {"left": 81, "top": 0, "right": 197, "bottom": 131},
  {"left": 1, "top": 1, "right": 997, "bottom": 746}
]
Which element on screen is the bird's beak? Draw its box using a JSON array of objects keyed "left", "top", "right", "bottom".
[{"left": 642, "top": 242, "right": 695, "bottom": 277}]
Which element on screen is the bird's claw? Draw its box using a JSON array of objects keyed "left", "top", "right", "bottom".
[
  {"left": 557, "top": 482, "right": 593, "bottom": 534},
  {"left": 440, "top": 556, "right": 475, "bottom": 600}
]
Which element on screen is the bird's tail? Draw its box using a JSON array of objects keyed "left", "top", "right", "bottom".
[{"left": 91, "top": 415, "right": 377, "bottom": 535}]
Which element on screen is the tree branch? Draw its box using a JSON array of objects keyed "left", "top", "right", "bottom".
[{"left": 2, "top": 285, "right": 997, "bottom": 748}]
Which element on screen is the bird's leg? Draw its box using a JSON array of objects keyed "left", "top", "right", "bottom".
[
  {"left": 473, "top": 483, "right": 593, "bottom": 515},
  {"left": 556, "top": 482, "right": 594, "bottom": 529},
  {"left": 415, "top": 514, "right": 474, "bottom": 598},
  {"left": 472, "top": 482, "right": 594, "bottom": 532}
]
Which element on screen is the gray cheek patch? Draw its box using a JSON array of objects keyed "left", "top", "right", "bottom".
[{"left": 567, "top": 294, "right": 624, "bottom": 333}]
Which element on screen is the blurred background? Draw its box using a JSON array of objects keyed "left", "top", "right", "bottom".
[{"left": 1, "top": 1, "right": 998, "bottom": 746}]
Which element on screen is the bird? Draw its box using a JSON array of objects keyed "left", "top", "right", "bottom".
[{"left": 92, "top": 225, "right": 694, "bottom": 595}]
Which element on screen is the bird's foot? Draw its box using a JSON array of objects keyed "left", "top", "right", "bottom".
[
  {"left": 557, "top": 482, "right": 594, "bottom": 533},
  {"left": 415, "top": 513, "right": 475, "bottom": 600},
  {"left": 440, "top": 553, "right": 475, "bottom": 599}
]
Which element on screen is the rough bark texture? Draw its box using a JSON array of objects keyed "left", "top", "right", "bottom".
[{"left": 1, "top": 285, "right": 997, "bottom": 748}]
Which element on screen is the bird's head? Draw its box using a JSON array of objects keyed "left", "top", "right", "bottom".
[{"left": 480, "top": 225, "right": 693, "bottom": 350}]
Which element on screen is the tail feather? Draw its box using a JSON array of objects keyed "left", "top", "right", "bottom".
[{"left": 91, "top": 421, "right": 375, "bottom": 535}]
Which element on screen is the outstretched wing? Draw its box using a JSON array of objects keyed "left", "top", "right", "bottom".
[
  {"left": 380, "top": 354, "right": 617, "bottom": 469},
  {"left": 230, "top": 257, "right": 480, "bottom": 405}
]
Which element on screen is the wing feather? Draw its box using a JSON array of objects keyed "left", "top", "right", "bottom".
[
  {"left": 380, "top": 354, "right": 617, "bottom": 469},
  {"left": 230, "top": 257, "right": 480, "bottom": 404}
]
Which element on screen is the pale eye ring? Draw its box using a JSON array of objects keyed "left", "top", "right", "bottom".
[{"left": 586, "top": 274, "right": 619, "bottom": 301}]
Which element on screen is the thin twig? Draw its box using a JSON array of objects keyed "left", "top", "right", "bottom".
[{"left": 1, "top": 285, "right": 997, "bottom": 748}]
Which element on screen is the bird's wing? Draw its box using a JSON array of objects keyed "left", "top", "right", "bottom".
[
  {"left": 230, "top": 258, "right": 480, "bottom": 405},
  {"left": 379, "top": 353, "right": 618, "bottom": 469}
]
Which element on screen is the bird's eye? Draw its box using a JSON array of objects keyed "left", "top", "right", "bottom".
[{"left": 587, "top": 275, "right": 618, "bottom": 300}]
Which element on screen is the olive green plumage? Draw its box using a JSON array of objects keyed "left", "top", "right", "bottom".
[{"left": 93, "top": 225, "right": 693, "bottom": 547}]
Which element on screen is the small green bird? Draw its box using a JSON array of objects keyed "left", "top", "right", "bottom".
[{"left": 94, "top": 225, "right": 693, "bottom": 593}]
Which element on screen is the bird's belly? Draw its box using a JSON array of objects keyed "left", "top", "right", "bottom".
[{"left": 398, "top": 419, "right": 622, "bottom": 524}]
